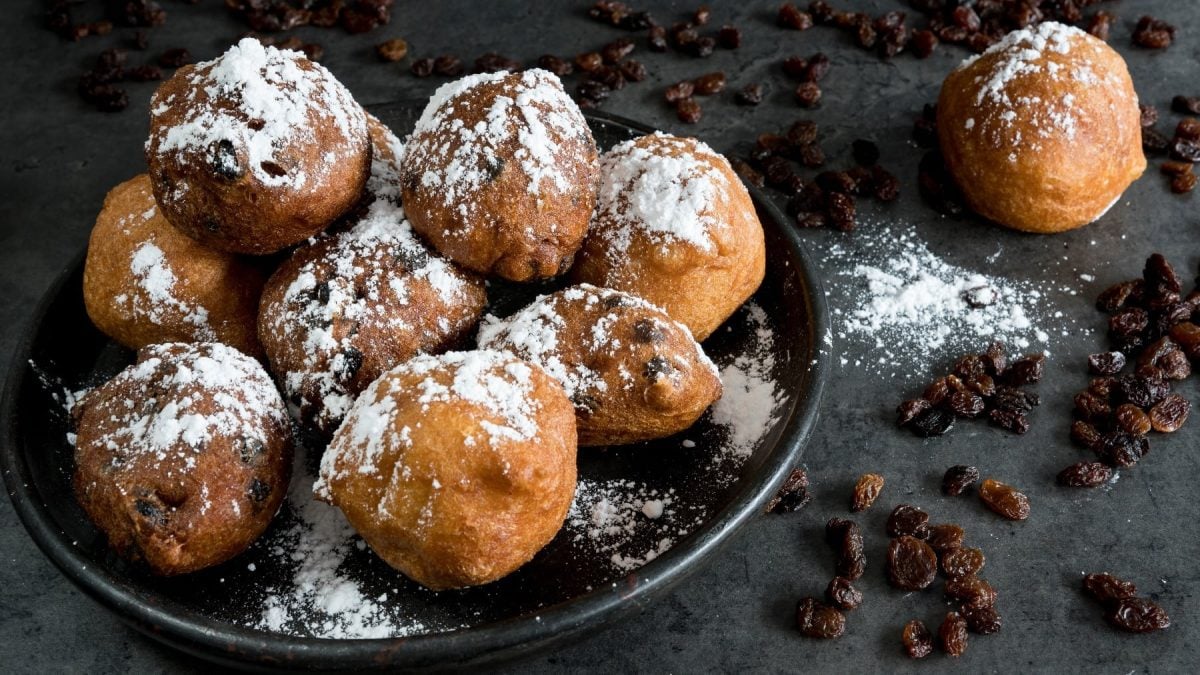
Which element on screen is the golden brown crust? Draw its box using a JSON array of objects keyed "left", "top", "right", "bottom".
[
  {"left": 479, "top": 284, "right": 723, "bottom": 446},
  {"left": 400, "top": 69, "right": 598, "bottom": 281},
  {"left": 72, "top": 342, "right": 292, "bottom": 576},
  {"left": 258, "top": 198, "right": 487, "bottom": 435},
  {"left": 316, "top": 350, "right": 577, "bottom": 590},
  {"left": 937, "top": 22, "right": 1145, "bottom": 234},
  {"left": 83, "top": 174, "right": 267, "bottom": 357},
  {"left": 571, "top": 133, "right": 765, "bottom": 340},
  {"left": 145, "top": 39, "right": 370, "bottom": 255}
]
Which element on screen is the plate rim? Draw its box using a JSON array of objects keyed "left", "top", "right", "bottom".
[{"left": 0, "top": 109, "right": 829, "bottom": 670}]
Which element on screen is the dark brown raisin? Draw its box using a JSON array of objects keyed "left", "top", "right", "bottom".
[
  {"left": 983, "top": 341, "right": 1007, "bottom": 375},
  {"left": 927, "top": 524, "right": 964, "bottom": 553},
  {"left": 778, "top": 3, "right": 814, "bottom": 30},
  {"left": 1058, "top": 462, "right": 1113, "bottom": 488},
  {"left": 735, "top": 83, "right": 765, "bottom": 106},
  {"left": 1114, "top": 404, "right": 1152, "bottom": 436},
  {"left": 941, "top": 547, "right": 985, "bottom": 580},
  {"left": 795, "top": 597, "right": 846, "bottom": 638},
  {"left": 979, "top": 479, "right": 1029, "bottom": 520},
  {"left": 1172, "top": 172, "right": 1198, "bottom": 193},
  {"left": 945, "top": 575, "right": 997, "bottom": 611},
  {"left": 850, "top": 473, "right": 884, "bottom": 512},
  {"left": 911, "top": 29, "right": 938, "bottom": 58},
  {"left": 1114, "top": 374, "right": 1169, "bottom": 409},
  {"left": 1088, "top": 351, "right": 1126, "bottom": 375},
  {"left": 1171, "top": 139, "right": 1200, "bottom": 163},
  {"left": 1144, "top": 127, "right": 1171, "bottom": 154},
  {"left": 432, "top": 55, "right": 464, "bottom": 77},
  {"left": 939, "top": 612, "right": 968, "bottom": 656},
  {"left": 988, "top": 408, "right": 1030, "bottom": 434},
  {"left": 1132, "top": 15, "right": 1175, "bottom": 50},
  {"left": 1083, "top": 572, "right": 1138, "bottom": 606},
  {"left": 870, "top": 166, "right": 900, "bottom": 201},
  {"left": 1097, "top": 280, "right": 1144, "bottom": 313},
  {"left": 1074, "top": 391, "right": 1112, "bottom": 424},
  {"left": 575, "top": 51, "right": 603, "bottom": 73},
  {"left": 665, "top": 80, "right": 695, "bottom": 104},
  {"left": 825, "top": 577, "right": 862, "bottom": 611},
  {"left": 962, "top": 605, "right": 1003, "bottom": 635},
  {"left": 536, "top": 54, "right": 573, "bottom": 76},
  {"left": 410, "top": 58, "right": 434, "bottom": 77},
  {"left": 1139, "top": 104, "right": 1159, "bottom": 128},
  {"left": 887, "top": 535, "right": 938, "bottom": 591},
  {"left": 676, "top": 98, "right": 702, "bottom": 124},
  {"left": 1087, "top": 11, "right": 1115, "bottom": 41},
  {"left": 825, "top": 518, "right": 866, "bottom": 580},
  {"left": 376, "top": 39, "right": 409, "bottom": 63},
  {"left": 911, "top": 407, "right": 954, "bottom": 437},
  {"left": 946, "top": 390, "right": 986, "bottom": 419},
  {"left": 1096, "top": 430, "right": 1150, "bottom": 468},
  {"left": 1070, "top": 420, "right": 1103, "bottom": 451},
  {"left": 1107, "top": 597, "right": 1171, "bottom": 633},
  {"left": 1174, "top": 96, "right": 1200, "bottom": 115},
  {"left": 1177, "top": 118, "right": 1200, "bottom": 142},
  {"left": 887, "top": 504, "right": 930, "bottom": 539},
  {"left": 601, "top": 37, "right": 635, "bottom": 64},
  {"left": 826, "top": 192, "right": 856, "bottom": 232},
  {"left": 795, "top": 82, "right": 822, "bottom": 108},
  {"left": 1149, "top": 393, "right": 1190, "bottom": 433},
  {"left": 942, "top": 465, "right": 979, "bottom": 496},
  {"left": 902, "top": 619, "right": 933, "bottom": 659},
  {"left": 1003, "top": 354, "right": 1045, "bottom": 385},
  {"left": 648, "top": 25, "right": 668, "bottom": 52},
  {"left": 1145, "top": 253, "right": 1183, "bottom": 296},
  {"left": 766, "top": 468, "right": 812, "bottom": 513},
  {"left": 718, "top": 25, "right": 742, "bottom": 49},
  {"left": 692, "top": 72, "right": 726, "bottom": 96}
]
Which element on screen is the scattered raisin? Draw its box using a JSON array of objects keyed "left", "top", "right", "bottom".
[
  {"left": 692, "top": 72, "right": 726, "bottom": 96},
  {"left": 978, "top": 479, "right": 1030, "bottom": 521},
  {"left": 376, "top": 38, "right": 408, "bottom": 62},
  {"left": 1083, "top": 573, "right": 1138, "bottom": 606},
  {"left": 962, "top": 605, "right": 1003, "bottom": 635},
  {"left": 1114, "top": 404, "right": 1152, "bottom": 436},
  {"left": 735, "top": 83, "right": 765, "bottom": 106},
  {"left": 941, "top": 547, "right": 985, "bottom": 580},
  {"left": 1088, "top": 351, "right": 1126, "bottom": 375},
  {"left": 1107, "top": 597, "right": 1171, "bottom": 633},
  {"left": 718, "top": 25, "right": 742, "bottom": 49},
  {"left": 1173, "top": 96, "right": 1200, "bottom": 115},
  {"left": 410, "top": 58, "right": 433, "bottom": 77},
  {"left": 665, "top": 80, "right": 695, "bottom": 104},
  {"left": 926, "top": 524, "right": 964, "bottom": 553},
  {"left": 1132, "top": 15, "right": 1175, "bottom": 50},
  {"left": 850, "top": 473, "right": 885, "bottom": 512},
  {"left": 432, "top": 55, "right": 464, "bottom": 77},
  {"left": 825, "top": 577, "right": 862, "bottom": 611},
  {"left": 939, "top": 612, "right": 968, "bottom": 657},
  {"left": 1058, "top": 462, "right": 1113, "bottom": 488},
  {"left": 988, "top": 408, "right": 1030, "bottom": 434},
  {"left": 795, "top": 597, "right": 846, "bottom": 639},
  {"left": 902, "top": 619, "right": 933, "bottom": 659},
  {"left": 886, "top": 504, "right": 930, "bottom": 539},
  {"left": 1149, "top": 393, "right": 1190, "bottom": 433},
  {"left": 1096, "top": 430, "right": 1149, "bottom": 468},
  {"left": 1003, "top": 354, "right": 1045, "bottom": 386},
  {"left": 794, "top": 82, "right": 821, "bottom": 108},
  {"left": 942, "top": 465, "right": 979, "bottom": 496},
  {"left": 887, "top": 535, "right": 938, "bottom": 591},
  {"left": 676, "top": 98, "right": 702, "bottom": 124},
  {"left": 827, "top": 518, "right": 866, "bottom": 581},
  {"left": 766, "top": 468, "right": 812, "bottom": 513},
  {"left": 778, "top": 3, "right": 814, "bottom": 30}
]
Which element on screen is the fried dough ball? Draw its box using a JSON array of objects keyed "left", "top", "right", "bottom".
[
  {"left": 571, "top": 133, "right": 765, "bottom": 341},
  {"left": 146, "top": 38, "right": 370, "bottom": 255},
  {"left": 479, "top": 284, "right": 722, "bottom": 446},
  {"left": 400, "top": 69, "right": 598, "bottom": 281},
  {"left": 315, "top": 350, "right": 577, "bottom": 590},
  {"left": 258, "top": 198, "right": 487, "bottom": 435},
  {"left": 83, "top": 174, "right": 266, "bottom": 357},
  {"left": 937, "top": 22, "right": 1145, "bottom": 233},
  {"left": 72, "top": 342, "right": 292, "bottom": 576}
]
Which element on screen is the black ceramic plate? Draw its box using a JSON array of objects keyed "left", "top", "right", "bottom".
[{"left": 1, "top": 108, "right": 828, "bottom": 671}]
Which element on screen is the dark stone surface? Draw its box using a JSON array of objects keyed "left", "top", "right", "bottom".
[{"left": 2, "top": 1, "right": 1198, "bottom": 671}]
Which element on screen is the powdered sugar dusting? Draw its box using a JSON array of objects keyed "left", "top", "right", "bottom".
[
  {"left": 405, "top": 69, "right": 586, "bottom": 213},
  {"left": 711, "top": 303, "right": 782, "bottom": 459},
  {"left": 83, "top": 342, "right": 286, "bottom": 463},
  {"left": 149, "top": 37, "right": 366, "bottom": 193},
  {"left": 121, "top": 241, "right": 213, "bottom": 338},
  {"left": 314, "top": 350, "right": 543, "bottom": 499},
  {"left": 955, "top": 22, "right": 1118, "bottom": 160},
  {"left": 826, "top": 223, "right": 1082, "bottom": 376},
  {"left": 257, "top": 455, "right": 434, "bottom": 639},
  {"left": 264, "top": 198, "right": 475, "bottom": 433},
  {"left": 592, "top": 133, "right": 728, "bottom": 257}
]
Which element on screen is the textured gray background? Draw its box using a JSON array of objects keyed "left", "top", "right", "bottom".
[{"left": 2, "top": 0, "right": 1198, "bottom": 672}]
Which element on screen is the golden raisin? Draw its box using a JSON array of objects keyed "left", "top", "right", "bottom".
[{"left": 850, "top": 473, "right": 885, "bottom": 512}]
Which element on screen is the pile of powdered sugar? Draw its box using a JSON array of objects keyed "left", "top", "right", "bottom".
[
  {"left": 710, "top": 302, "right": 783, "bottom": 462},
  {"left": 825, "top": 222, "right": 1083, "bottom": 376}
]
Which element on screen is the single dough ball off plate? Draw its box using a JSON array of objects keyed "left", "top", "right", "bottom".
[
  {"left": 83, "top": 174, "right": 267, "bottom": 356},
  {"left": 479, "top": 284, "right": 722, "bottom": 446},
  {"left": 258, "top": 197, "right": 487, "bottom": 435},
  {"left": 316, "top": 350, "right": 577, "bottom": 590},
  {"left": 937, "top": 22, "right": 1145, "bottom": 233},
  {"left": 571, "top": 133, "right": 766, "bottom": 340},
  {"left": 400, "top": 69, "right": 598, "bottom": 281},
  {"left": 145, "top": 38, "right": 370, "bottom": 254},
  {"left": 72, "top": 342, "right": 292, "bottom": 576}
]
